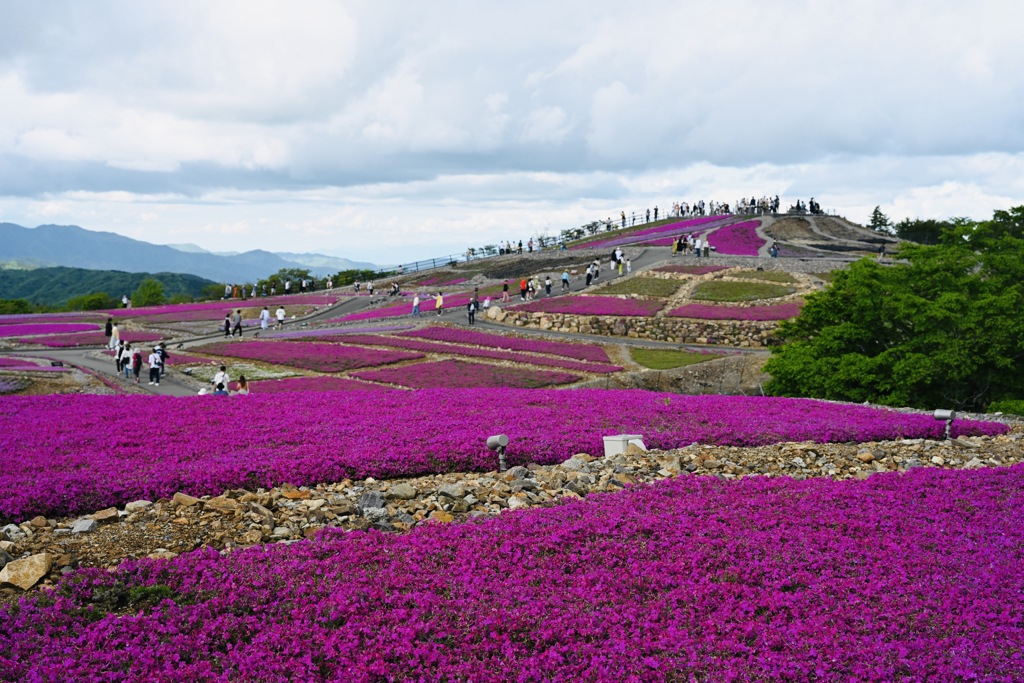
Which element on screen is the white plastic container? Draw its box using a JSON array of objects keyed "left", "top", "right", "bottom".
[{"left": 603, "top": 434, "right": 645, "bottom": 457}]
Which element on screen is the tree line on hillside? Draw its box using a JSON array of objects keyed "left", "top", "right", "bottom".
[{"left": 767, "top": 206, "right": 1024, "bottom": 412}]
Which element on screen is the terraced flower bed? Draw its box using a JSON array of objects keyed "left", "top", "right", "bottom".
[
  {"left": 299, "top": 334, "right": 621, "bottom": 374},
  {"left": 594, "top": 277, "right": 681, "bottom": 298},
  {"left": 14, "top": 331, "right": 164, "bottom": 347},
  {"left": 5, "top": 465, "right": 1023, "bottom": 681},
  {"left": 401, "top": 327, "right": 612, "bottom": 364},
  {"left": 0, "top": 314, "right": 98, "bottom": 325},
  {"left": 330, "top": 292, "right": 475, "bottom": 322},
  {"left": 250, "top": 376, "right": 395, "bottom": 393},
  {"left": 353, "top": 359, "right": 582, "bottom": 389},
  {"left": 667, "top": 302, "right": 804, "bottom": 321},
  {"left": 0, "top": 391, "right": 1005, "bottom": 521},
  {"left": 573, "top": 215, "right": 727, "bottom": 250},
  {"left": 729, "top": 269, "right": 798, "bottom": 283},
  {"left": 513, "top": 296, "right": 664, "bottom": 317},
  {"left": 100, "top": 294, "right": 341, "bottom": 318},
  {"left": 691, "top": 280, "right": 794, "bottom": 302},
  {"left": 629, "top": 347, "right": 720, "bottom": 369},
  {"left": 706, "top": 219, "right": 764, "bottom": 256},
  {"left": 0, "top": 323, "right": 99, "bottom": 337},
  {"left": 192, "top": 341, "right": 423, "bottom": 373}
]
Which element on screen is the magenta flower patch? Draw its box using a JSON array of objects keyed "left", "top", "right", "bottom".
[
  {"left": 0, "top": 390, "right": 1006, "bottom": 521},
  {"left": 192, "top": 340, "right": 423, "bottom": 373},
  {"left": 15, "top": 331, "right": 164, "bottom": 347},
  {"left": 513, "top": 296, "right": 664, "bottom": 317},
  {"left": 705, "top": 219, "right": 764, "bottom": 256},
  {"left": 668, "top": 302, "right": 804, "bottom": 320},
  {"left": 4, "top": 465, "right": 1024, "bottom": 681},
  {"left": 250, "top": 376, "right": 395, "bottom": 393},
  {"left": 0, "top": 323, "right": 99, "bottom": 337},
  {"left": 352, "top": 359, "right": 582, "bottom": 389},
  {"left": 401, "top": 327, "right": 612, "bottom": 364},
  {"left": 573, "top": 215, "right": 729, "bottom": 250}
]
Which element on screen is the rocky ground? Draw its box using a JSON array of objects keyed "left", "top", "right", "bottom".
[{"left": 3, "top": 423, "right": 1022, "bottom": 602}]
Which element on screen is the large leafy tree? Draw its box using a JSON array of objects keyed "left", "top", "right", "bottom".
[
  {"left": 765, "top": 208, "right": 1024, "bottom": 411},
  {"left": 132, "top": 277, "right": 166, "bottom": 307}
]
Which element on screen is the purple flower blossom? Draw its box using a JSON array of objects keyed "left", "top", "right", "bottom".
[
  {"left": 0, "top": 323, "right": 99, "bottom": 337},
  {"left": 401, "top": 327, "right": 613, "bottom": 363},
  {"left": 15, "top": 331, "right": 164, "bottom": 347},
  {"left": 353, "top": 358, "right": 582, "bottom": 389},
  {"left": 191, "top": 340, "right": 423, "bottom": 373},
  {"left": 705, "top": 219, "right": 764, "bottom": 256}
]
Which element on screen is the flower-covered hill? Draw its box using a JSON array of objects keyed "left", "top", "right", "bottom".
[
  {"left": 0, "top": 390, "right": 1006, "bottom": 522},
  {"left": 3, "top": 464, "right": 1023, "bottom": 681}
]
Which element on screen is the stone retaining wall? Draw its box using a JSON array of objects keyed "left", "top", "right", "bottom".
[{"left": 489, "top": 307, "right": 781, "bottom": 347}]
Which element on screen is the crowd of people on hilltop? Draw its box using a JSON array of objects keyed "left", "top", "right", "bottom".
[{"left": 220, "top": 276, "right": 336, "bottom": 301}]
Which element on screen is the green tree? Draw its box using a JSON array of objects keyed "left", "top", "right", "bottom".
[
  {"left": 132, "top": 277, "right": 166, "bottom": 307},
  {"left": 65, "top": 292, "right": 117, "bottom": 311},
  {"left": 0, "top": 298, "right": 34, "bottom": 314},
  {"left": 258, "top": 268, "right": 311, "bottom": 293},
  {"left": 868, "top": 206, "right": 893, "bottom": 233},
  {"left": 892, "top": 217, "right": 951, "bottom": 245},
  {"left": 764, "top": 209, "right": 1024, "bottom": 411}
]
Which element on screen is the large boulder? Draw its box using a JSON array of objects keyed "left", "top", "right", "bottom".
[{"left": 0, "top": 553, "right": 52, "bottom": 590}]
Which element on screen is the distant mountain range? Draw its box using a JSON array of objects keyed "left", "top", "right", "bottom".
[{"left": 0, "top": 223, "right": 378, "bottom": 283}]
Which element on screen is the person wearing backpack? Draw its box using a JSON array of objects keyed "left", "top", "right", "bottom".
[{"left": 131, "top": 348, "right": 143, "bottom": 384}]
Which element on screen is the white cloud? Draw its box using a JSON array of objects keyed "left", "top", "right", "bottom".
[{"left": 0, "top": 1, "right": 1022, "bottom": 263}]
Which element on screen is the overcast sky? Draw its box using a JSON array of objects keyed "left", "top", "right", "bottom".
[{"left": 1, "top": 1, "right": 1022, "bottom": 263}]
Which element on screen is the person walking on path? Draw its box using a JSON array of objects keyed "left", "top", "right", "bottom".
[
  {"left": 544, "top": 276, "right": 552, "bottom": 296},
  {"left": 131, "top": 347, "right": 143, "bottom": 384},
  {"left": 467, "top": 298, "right": 477, "bottom": 325},
  {"left": 435, "top": 292, "right": 444, "bottom": 316},
  {"left": 155, "top": 343, "right": 168, "bottom": 378},
  {"left": 231, "top": 309, "right": 243, "bottom": 338},
  {"left": 519, "top": 278, "right": 528, "bottom": 301},
  {"left": 276, "top": 306, "right": 286, "bottom": 329},
  {"left": 223, "top": 313, "right": 231, "bottom": 337},
  {"left": 501, "top": 280, "right": 510, "bottom": 303},
  {"left": 561, "top": 270, "right": 570, "bottom": 291},
  {"left": 104, "top": 317, "right": 113, "bottom": 340},
  {"left": 108, "top": 322, "right": 120, "bottom": 350},
  {"left": 147, "top": 348, "right": 162, "bottom": 386},
  {"left": 259, "top": 306, "right": 270, "bottom": 332},
  {"left": 114, "top": 340, "right": 126, "bottom": 374},
  {"left": 411, "top": 294, "right": 421, "bottom": 317},
  {"left": 122, "top": 343, "right": 133, "bottom": 379}
]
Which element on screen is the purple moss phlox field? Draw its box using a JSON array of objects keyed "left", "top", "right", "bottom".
[
  {"left": 15, "top": 331, "right": 164, "bottom": 347},
  {"left": 250, "top": 376, "right": 395, "bottom": 393},
  {"left": 352, "top": 359, "right": 581, "bottom": 389},
  {"left": 99, "top": 294, "right": 340, "bottom": 318},
  {"left": 706, "top": 220, "right": 764, "bottom": 256},
  {"left": 668, "top": 302, "right": 804, "bottom": 321},
  {"left": 329, "top": 291, "right": 478, "bottom": 322},
  {"left": 3, "top": 465, "right": 1024, "bottom": 682},
  {"left": 401, "top": 326, "right": 612, "bottom": 363},
  {"left": 514, "top": 295, "right": 664, "bottom": 317},
  {"left": 0, "top": 323, "right": 99, "bottom": 337},
  {"left": 312, "top": 334, "right": 621, "bottom": 374},
  {"left": 266, "top": 324, "right": 414, "bottom": 339},
  {"left": 573, "top": 215, "right": 727, "bottom": 250},
  {"left": 192, "top": 341, "right": 422, "bottom": 373},
  {"left": 0, "top": 390, "right": 1006, "bottom": 522}
]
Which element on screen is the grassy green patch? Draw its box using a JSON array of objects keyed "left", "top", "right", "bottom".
[
  {"left": 988, "top": 399, "right": 1024, "bottom": 416},
  {"left": 630, "top": 347, "right": 716, "bottom": 369},
  {"left": 691, "top": 280, "right": 794, "bottom": 302},
  {"left": 814, "top": 271, "right": 841, "bottom": 283},
  {"left": 729, "top": 270, "right": 798, "bottom": 284},
  {"left": 596, "top": 277, "right": 682, "bottom": 298},
  {"left": 184, "top": 361, "right": 297, "bottom": 382}
]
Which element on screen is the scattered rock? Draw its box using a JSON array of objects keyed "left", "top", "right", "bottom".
[
  {"left": 280, "top": 489, "right": 311, "bottom": 500},
  {"left": 357, "top": 491, "right": 386, "bottom": 512},
  {"left": 71, "top": 519, "right": 98, "bottom": 534},
  {"left": 0, "top": 553, "right": 52, "bottom": 590},
  {"left": 204, "top": 497, "right": 239, "bottom": 514},
  {"left": 2, "top": 524, "right": 25, "bottom": 541},
  {"left": 124, "top": 500, "right": 153, "bottom": 513},
  {"left": 91, "top": 508, "right": 120, "bottom": 524},
  {"left": 172, "top": 492, "right": 201, "bottom": 508},
  {"left": 856, "top": 452, "right": 875, "bottom": 463},
  {"left": 29, "top": 516, "right": 49, "bottom": 529},
  {"left": 0, "top": 547, "right": 12, "bottom": 570},
  {"left": 388, "top": 483, "right": 417, "bottom": 500},
  {"left": 437, "top": 483, "right": 467, "bottom": 499}
]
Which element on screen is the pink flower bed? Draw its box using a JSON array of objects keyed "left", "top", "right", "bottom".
[
  {"left": 573, "top": 215, "right": 728, "bottom": 250},
  {"left": 15, "top": 331, "right": 164, "bottom": 347},
  {"left": 5, "top": 465, "right": 1024, "bottom": 681},
  {"left": 192, "top": 340, "right": 423, "bottom": 373},
  {"left": 706, "top": 219, "right": 764, "bottom": 256},
  {"left": 0, "top": 390, "right": 1006, "bottom": 522},
  {"left": 654, "top": 265, "right": 731, "bottom": 275},
  {"left": 0, "top": 314, "right": 98, "bottom": 325},
  {"left": 668, "top": 302, "right": 804, "bottom": 321},
  {"left": 99, "top": 294, "right": 341, "bottom": 319},
  {"left": 267, "top": 324, "right": 414, "bottom": 339},
  {"left": 352, "top": 359, "right": 581, "bottom": 389},
  {"left": 401, "top": 327, "right": 612, "bottom": 363},
  {"left": 296, "top": 334, "right": 621, "bottom": 374},
  {"left": 0, "top": 323, "right": 99, "bottom": 337},
  {"left": 513, "top": 295, "right": 664, "bottom": 317},
  {"left": 249, "top": 376, "right": 395, "bottom": 393}
]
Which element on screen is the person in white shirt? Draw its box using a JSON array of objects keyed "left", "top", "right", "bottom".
[
  {"left": 147, "top": 350, "right": 162, "bottom": 386},
  {"left": 275, "top": 307, "right": 286, "bottom": 329},
  {"left": 212, "top": 365, "right": 229, "bottom": 389},
  {"left": 259, "top": 307, "right": 270, "bottom": 331}
]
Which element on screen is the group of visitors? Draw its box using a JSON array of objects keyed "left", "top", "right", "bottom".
[
  {"left": 197, "top": 364, "right": 250, "bottom": 396},
  {"left": 671, "top": 234, "right": 713, "bottom": 258},
  {"left": 221, "top": 276, "right": 333, "bottom": 301},
  {"left": 222, "top": 306, "right": 287, "bottom": 337},
  {"left": 112, "top": 340, "right": 168, "bottom": 386}
]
